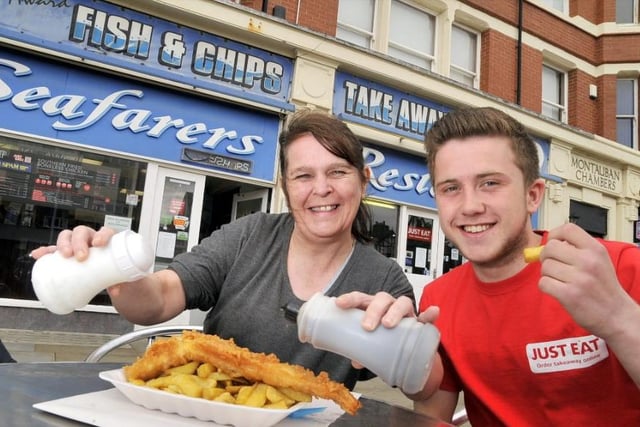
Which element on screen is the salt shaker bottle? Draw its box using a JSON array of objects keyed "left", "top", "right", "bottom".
[
  {"left": 31, "top": 229, "right": 154, "bottom": 315},
  {"left": 297, "top": 293, "right": 440, "bottom": 394}
]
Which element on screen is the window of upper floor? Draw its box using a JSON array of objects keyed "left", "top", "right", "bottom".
[
  {"left": 616, "top": 0, "right": 640, "bottom": 24},
  {"left": 336, "top": 0, "right": 480, "bottom": 88},
  {"left": 617, "top": 78, "right": 638, "bottom": 149},
  {"left": 450, "top": 23, "right": 479, "bottom": 88},
  {"left": 336, "top": 0, "right": 376, "bottom": 48},
  {"left": 542, "top": 64, "right": 567, "bottom": 123},
  {"left": 540, "top": 0, "right": 567, "bottom": 13},
  {"left": 388, "top": 1, "right": 436, "bottom": 70}
]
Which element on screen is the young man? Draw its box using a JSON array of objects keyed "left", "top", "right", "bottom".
[{"left": 338, "top": 107, "right": 640, "bottom": 425}]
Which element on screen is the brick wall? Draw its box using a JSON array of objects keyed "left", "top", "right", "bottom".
[
  {"left": 569, "top": 0, "right": 604, "bottom": 23},
  {"left": 480, "top": 30, "right": 517, "bottom": 104},
  {"left": 239, "top": 0, "right": 638, "bottom": 142},
  {"left": 569, "top": 69, "right": 599, "bottom": 133},
  {"left": 239, "top": 0, "right": 338, "bottom": 35},
  {"left": 519, "top": 44, "right": 543, "bottom": 114}
]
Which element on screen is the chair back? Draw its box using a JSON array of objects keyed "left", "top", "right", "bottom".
[{"left": 85, "top": 325, "right": 203, "bottom": 362}]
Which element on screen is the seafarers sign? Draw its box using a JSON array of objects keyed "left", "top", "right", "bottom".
[
  {"left": 333, "top": 71, "right": 452, "bottom": 140},
  {"left": 0, "top": 50, "right": 280, "bottom": 183},
  {"left": 0, "top": 0, "right": 294, "bottom": 111},
  {"left": 570, "top": 154, "right": 622, "bottom": 193}
]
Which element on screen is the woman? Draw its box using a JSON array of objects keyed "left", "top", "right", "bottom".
[{"left": 31, "top": 110, "right": 414, "bottom": 389}]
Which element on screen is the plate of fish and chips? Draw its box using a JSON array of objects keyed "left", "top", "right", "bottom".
[
  {"left": 100, "top": 331, "right": 360, "bottom": 427},
  {"left": 100, "top": 368, "right": 318, "bottom": 427}
]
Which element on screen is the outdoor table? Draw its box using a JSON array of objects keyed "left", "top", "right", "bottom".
[{"left": 1, "top": 362, "right": 453, "bottom": 426}]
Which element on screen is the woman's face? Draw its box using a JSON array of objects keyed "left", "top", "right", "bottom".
[{"left": 284, "top": 134, "right": 366, "bottom": 243}]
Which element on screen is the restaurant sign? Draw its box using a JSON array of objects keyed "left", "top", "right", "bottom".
[
  {"left": 407, "top": 226, "right": 432, "bottom": 242},
  {"left": 333, "top": 71, "right": 452, "bottom": 140},
  {"left": 0, "top": 0, "right": 294, "bottom": 111},
  {"left": 0, "top": 49, "right": 281, "bottom": 183},
  {"left": 570, "top": 154, "right": 622, "bottom": 193}
]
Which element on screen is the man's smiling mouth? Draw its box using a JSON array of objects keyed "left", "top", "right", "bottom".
[{"left": 463, "top": 224, "right": 491, "bottom": 233}]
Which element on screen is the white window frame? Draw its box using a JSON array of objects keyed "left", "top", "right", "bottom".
[
  {"left": 449, "top": 23, "right": 480, "bottom": 88},
  {"left": 617, "top": 78, "right": 638, "bottom": 149},
  {"left": 386, "top": 0, "right": 437, "bottom": 71},
  {"left": 616, "top": 0, "right": 640, "bottom": 24},
  {"left": 336, "top": 0, "right": 378, "bottom": 49},
  {"left": 542, "top": 64, "right": 567, "bottom": 123},
  {"left": 540, "top": 0, "right": 568, "bottom": 13},
  {"left": 337, "top": 0, "right": 440, "bottom": 71}
]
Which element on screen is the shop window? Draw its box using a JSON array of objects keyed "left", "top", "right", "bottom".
[
  {"left": 365, "top": 199, "right": 399, "bottom": 259},
  {"left": 336, "top": 0, "right": 376, "bottom": 49},
  {"left": 388, "top": 1, "right": 436, "bottom": 70},
  {"left": 617, "top": 78, "right": 638, "bottom": 149},
  {"left": 569, "top": 200, "right": 607, "bottom": 238},
  {"left": 542, "top": 64, "right": 567, "bottom": 123},
  {"left": 0, "top": 137, "right": 146, "bottom": 305},
  {"left": 635, "top": 207, "right": 640, "bottom": 243},
  {"left": 616, "top": 0, "right": 639, "bottom": 24},
  {"left": 450, "top": 24, "right": 479, "bottom": 88},
  {"left": 443, "top": 238, "right": 465, "bottom": 274}
]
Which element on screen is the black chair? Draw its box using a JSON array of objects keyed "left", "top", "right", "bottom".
[
  {"left": 84, "top": 325, "right": 203, "bottom": 363},
  {"left": 0, "top": 339, "right": 16, "bottom": 363}
]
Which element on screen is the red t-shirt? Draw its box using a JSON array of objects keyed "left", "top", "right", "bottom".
[{"left": 419, "top": 233, "right": 640, "bottom": 426}]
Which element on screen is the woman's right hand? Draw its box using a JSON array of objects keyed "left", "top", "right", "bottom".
[{"left": 30, "top": 226, "right": 116, "bottom": 261}]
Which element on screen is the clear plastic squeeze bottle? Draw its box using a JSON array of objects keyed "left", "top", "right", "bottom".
[
  {"left": 31, "top": 229, "right": 154, "bottom": 315},
  {"left": 297, "top": 293, "right": 440, "bottom": 395}
]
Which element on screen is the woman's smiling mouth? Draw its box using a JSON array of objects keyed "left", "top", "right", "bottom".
[{"left": 311, "top": 205, "right": 338, "bottom": 212}]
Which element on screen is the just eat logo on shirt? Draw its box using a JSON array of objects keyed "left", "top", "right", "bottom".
[{"left": 526, "top": 335, "right": 609, "bottom": 374}]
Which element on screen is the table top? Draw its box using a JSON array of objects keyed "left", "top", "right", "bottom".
[{"left": 0, "top": 362, "right": 452, "bottom": 426}]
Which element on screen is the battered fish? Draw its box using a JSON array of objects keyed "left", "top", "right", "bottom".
[{"left": 123, "top": 330, "right": 361, "bottom": 415}]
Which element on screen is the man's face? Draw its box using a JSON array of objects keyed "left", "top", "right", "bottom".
[{"left": 432, "top": 136, "right": 542, "bottom": 270}]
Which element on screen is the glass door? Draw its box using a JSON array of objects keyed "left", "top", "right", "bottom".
[
  {"left": 231, "top": 189, "right": 269, "bottom": 220},
  {"left": 137, "top": 164, "right": 205, "bottom": 326},
  {"left": 398, "top": 207, "right": 444, "bottom": 305}
]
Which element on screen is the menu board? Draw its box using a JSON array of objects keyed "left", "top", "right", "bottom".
[
  {"left": 0, "top": 152, "right": 31, "bottom": 199},
  {"left": 0, "top": 148, "right": 120, "bottom": 213}
]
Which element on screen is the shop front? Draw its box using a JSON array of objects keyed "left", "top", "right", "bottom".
[
  {"left": 0, "top": 0, "right": 293, "bottom": 333},
  {"left": 548, "top": 146, "right": 640, "bottom": 243},
  {"left": 332, "top": 71, "right": 556, "bottom": 301}
]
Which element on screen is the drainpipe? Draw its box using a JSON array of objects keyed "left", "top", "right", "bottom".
[{"left": 516, "top": 0, "right": 523, "bottom": 105}]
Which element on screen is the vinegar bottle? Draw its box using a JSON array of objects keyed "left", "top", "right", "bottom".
[
  {"left": 297, "top": 293, "right": 440, "bottom": 395},
  {"left": 31, "top": 230, "right": 154, "bottom": 315}
]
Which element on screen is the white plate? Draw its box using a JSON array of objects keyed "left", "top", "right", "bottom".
[{"left": 99, "top": 368, "right": 311, "bottom": 427}]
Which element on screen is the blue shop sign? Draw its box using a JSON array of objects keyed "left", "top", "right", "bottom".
[
  {"left": 334, "top": 71, "right": 452, "bottom": 140},
  {"left": 0, "top": 50, "right": 280, "bottom": 183},
  {"left": 364, "top": 144, "right": 435, "bottom": 209},
  {"left": 365, "top": 141, "right": 548, "bottom": 227},
  {"left": 0, "top": 0, "right": 293, "bottom": 111}
]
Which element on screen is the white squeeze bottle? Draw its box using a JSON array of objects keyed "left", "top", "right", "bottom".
[
  {"left": 297, "top": 293, "right": 440, "bottom": 395},
  {"left": 31, "top": 230, "right": 154, "bottom": 315}
]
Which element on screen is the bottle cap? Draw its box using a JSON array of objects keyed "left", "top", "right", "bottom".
[{"left": 110, "top": 230, "right": 154, "bottom": 281}]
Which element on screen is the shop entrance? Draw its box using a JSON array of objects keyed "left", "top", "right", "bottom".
[
  {"left": 139, "top": 165, "right": 270, "bottom": 326},
  {"left": 139, "top": 165, "right": 205, "bottom": 273},
  {"left": 140, "top": 165, "right": 271, "bottom": 271},
  {"left": 397, "top": 207, "right": 443, "bottom": 302}
]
